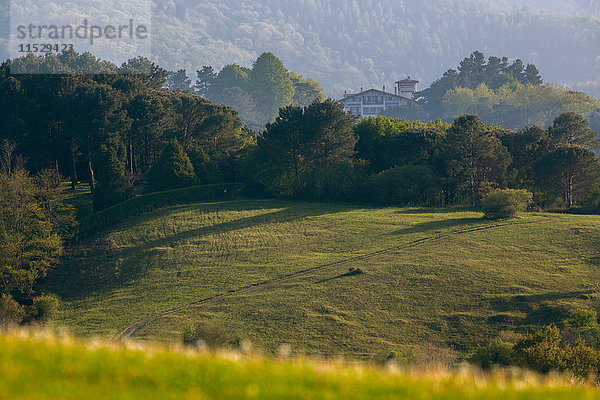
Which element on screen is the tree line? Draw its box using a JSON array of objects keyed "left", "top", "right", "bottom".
[
  {"left": 1, "top": 51, "right": 254, "bottom": 211},
  {"left": 253, "top": 103, "right": 599, "bottom": 211}
]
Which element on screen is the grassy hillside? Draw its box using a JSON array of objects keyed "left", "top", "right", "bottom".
[
  {"left": 1, "top": 331, "right": 598, "bottom": 400},
  {"left": 45, "top": 199, "right": 600, "bottom": 357}
]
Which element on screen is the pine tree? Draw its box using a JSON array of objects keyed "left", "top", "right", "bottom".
[
  {"left": 257, "top": 100, "right": 356, "bottom": 195},
  {"left": 506, "top": 59, "right": 526, "bottom": 83},
  {"left": 148, "top": 140, "right": 197, "bottom": 191},
  {"left": 165, "top": 69, "right": 192, "bottom": 92},
  {"left": 548, "top": 112, "right": 598, "bottom": 149},
  {"left": 93, "top": 140, "right": 129, "bottom": 211},
  {"left": 442, "top": 115, "right": 512, "bottom": 205},
  {"left": 523, "top": 64, "right": 543, "bottom": 86},
  {"left": 195, "top": 66, "right": 216, "bottom": 97}
]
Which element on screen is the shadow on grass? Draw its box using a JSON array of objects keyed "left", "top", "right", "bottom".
[
  {"left": 42, "top": 201, "right": 353, "bottom": 301},
  {"left": 394, "top": 207, "right": 474, "bottom": 215},
  {"left": 488, "top": 291, "right": 593, "bottom": 325},
  {"left": 316, "top": 270, "right": 364, "bottom": 284},
  {"left": 391, "top": 217, "right": 483, "bottom": 235},
  {"left": 125, "top": 203, "right": 350, "bottom": 255}
]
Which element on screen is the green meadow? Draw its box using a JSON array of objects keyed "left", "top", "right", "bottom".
[{"left": 45, "top": 199, "right": 600, "bottom": 357}]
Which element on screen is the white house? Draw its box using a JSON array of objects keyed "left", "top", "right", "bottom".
[{"left": 339, "top": 78, "right": 419, "bottom": 119}]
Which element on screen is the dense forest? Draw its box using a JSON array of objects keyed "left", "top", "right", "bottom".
[{"left": 1, "top": 51, "right": 598, "bottom": 213}]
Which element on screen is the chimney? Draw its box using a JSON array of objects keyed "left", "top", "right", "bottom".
[
  {"left": 394, "top": 87, "right": 397, "bottom": 95},
  {"left": 383, "top": 85, "right": 386, "bottom": 92},
  {"left": 360, "top": 86, "right": 363, "bottom": 93}
]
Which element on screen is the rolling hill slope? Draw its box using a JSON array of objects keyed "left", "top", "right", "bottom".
[{"left": 45, "top": 199, "right": 600, "bottom": 358}]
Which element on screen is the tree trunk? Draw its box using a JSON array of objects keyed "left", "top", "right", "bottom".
[
  {"left": 128, "top": 140, "right": 134, "bottom": 176},
  {"left": 566, "top": 173, "right": 574, "bottom": 208},
  {"left": 70, "top": 142, "right": 78, "bottom": 190},
  {"left": 88, "top": 158, "right": 95, "bottom": 193}
]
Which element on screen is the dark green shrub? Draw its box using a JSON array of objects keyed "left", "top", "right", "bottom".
[
  {"left": 513, "top": 325, "right": 568, "bottom": 373},
  {"left": 482, "top": 189, "right": 533, "bottom": 219},
  {"left": 148, "top": 141, "right": 197, "bottom": 192},
  {"left": 474, "top": 326, "right": 600, "bottom": 381},
  {"left": 303, "top": 161, "right": 363, "bottom": 201},
  {"left": 580, "top": 190, "right": 600, "bottom": 214},
  {"left": 0, "top": 294, "right": 25, "bottom": 326},
  {"left": 189, "top": 147, "right": 222, "bottom": 185},
  {"left": 183, "top": 323, "right": 237, "bottom": 348},
  {"left": 28, "top": 294, "right": 60, "bottom": 324},
  {"left": 566, "top": 340, "right": 599, "bottom": 381},
  {"left": 569, "top": 309, "right": 599, "bottom": 330},
  {"left": 470, "top": 340, "right": 515, "bottom": 369},
  {"left": 361, "top": 165, "right": 440, "bottom": 206}
]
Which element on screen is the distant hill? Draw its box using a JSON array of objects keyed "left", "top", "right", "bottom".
[
  {"left": 501, "top": 0, "right": 599, "bottom": 15},
  {"left": 151, "top": 0, "right": 600, "bottom": 97},
  {"left": 1, "top": 0, "right": 598, "bottom": 97}
]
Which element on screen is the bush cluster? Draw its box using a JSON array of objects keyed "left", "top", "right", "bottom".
[
  {"left": 471, "top": 325, "right": 600, "bottom": 382},
  {"left": 482, "top": 189, "right": 533, "bottom": 219},
  {"left": 0, "top": 294, "right": 60, "bottom": 327}
]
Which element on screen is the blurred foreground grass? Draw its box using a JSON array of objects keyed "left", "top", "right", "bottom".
[{"left": 0, "top": 330, "right": 598, "bottom": 400}]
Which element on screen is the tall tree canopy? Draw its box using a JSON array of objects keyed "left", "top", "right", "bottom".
[
  {"left": 441, "top": 115, "right": 512, "bottom": 205},
  {"left": 418, "top": 52, "right": 544, "bottom": 116},
  {"left": 249, "top": 53, "right": 295, "bottom": 123},
  {"left": 255, "top": 100, "right": 357, "bottom": 197},
  {"left": 165, "top": 69, "right": 193, "bottom": 92}
]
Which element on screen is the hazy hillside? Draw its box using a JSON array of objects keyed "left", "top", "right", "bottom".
[
  {"left": 1, "top": 0, "right": 598, "bottom": 97},
  {"left": 501, "top": 0, "right": 600, "bottom": 15},
  {"left": 149, "top": 0, "right": 600, "bottom": 97}
]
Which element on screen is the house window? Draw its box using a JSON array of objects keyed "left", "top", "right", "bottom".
[{"left": 363, "top": 96, "right": 383, "bottom": 105}]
